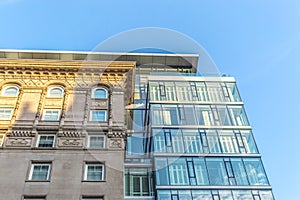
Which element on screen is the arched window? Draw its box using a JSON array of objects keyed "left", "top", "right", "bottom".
[
  {"left": 2, "top": 86, "right": 19, "bottom": 97},
  {"left": 47, "top": 87, "right": 64, "bottom": 98},
  {"left": 92, "top": 88, "right": 108, "bottom": 99}
]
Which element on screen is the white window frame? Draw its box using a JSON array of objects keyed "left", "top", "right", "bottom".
[
  {"left": 0, "top": 108, "right": 13, "bottom": 120},
  {"left": 36, "top": 135, "right": 56, "bottom": 148},
  {"left": 47, "top": 86, "right": 64, "bottom": 98},
  {"left": 41, "top": 109, "right": 60, "bottom": 121},
  {"left": 90, "top": 110, "right": 107, "bottom": 122},
  {"left": 84, "top": 163, "right": 105, "bottom": 181},
  {"left": 91, "top": 88, "right": 108, "bottom": 99},
  {"left": 1, "top": 86, "right": 19, "bottom": 97},
  {"left": 0, "top": 134, "right": 4, "bottom": 146},
  {"left": 88, "top": 135, "right": 105, "bottom": 149},
  {"left": 29, "top": 163, "right": 51, "bottom": 181}
]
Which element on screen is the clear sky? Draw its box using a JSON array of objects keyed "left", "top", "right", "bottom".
[{"left": 1, "top": 0, "right": 299, "bottom": 199}]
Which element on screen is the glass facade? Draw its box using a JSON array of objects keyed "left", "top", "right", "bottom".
[{"left": 125, "top": 75, "right": 273, "bottom": 199}]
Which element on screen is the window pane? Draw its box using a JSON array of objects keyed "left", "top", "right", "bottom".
[
  {"left": 243, "top": 158, "right": 269, "bottom": 185},
  {"left": 49, "top": 87, "right": 63, "bottom": 98},
  {"left": 219, "top": 190, "right": 233, "bottom": 200},
  {"left": 157, "top": 190, "right": 171, "bottom": 200},
  {"left": 219, "top": 131, "right": 239, "bottom": 153},
  {"left": 241, "top": 131, "right": 258, "bottom": 153},
  {"left": 155, "top": 158, "right": 169, "bottom": 185},
  {"left": 93, "top": 88, "right": 107, "bottom": 98},
  {"left": 195, "top": 106, "right": 214, "bottom": 126},
  {"left": 176, "top": 82, "right": 192, "bottom": 101},
  {"left": 165, "top": 82, "right": 176, "bottom": 101},
  {"left": 206, "top": 158, "right": 229, "bottom": 185},
  {"left": 153, "top": 129, "right": 166, "bottom": 153},
  {"left": 196, "top": 82, "right": 209, "bottom": 101},
  {"left": 38, "top": 135, "right": 55, "bottom": 147},
  {"left": 162, "top": 105, "right": 179, "bottom": 125},
  {"left": 168, "top": 158, "right": 189, "bottom": 185},
  {"left": 231, "top": 158, "right": 249, "bottom": 185},
  {"left": 42, "top": 110, "right": 59, "bottom": 121},
  {"left": 3, "top": 86, "right": 19, "bottom": 96},
  {"left": 0, "top": 108, "right": 13, "bottom": 120},
  {"left": 91, "top": 111, "right": 106, "bottom": 121},
  {"left": 259, "top": 190, "right": 274, "bottom": 200},
  {"left": 151, "top": 104, "right": 163, "bottom": 125},
  {"left": 228, "top": 106, "right": 249, "bottom": 126},
  {"left": 226, "top": 83, "right": 241, "bottom": 102},
  {"left": 217, "top": 106, "right": 232, "bottom": 126},
  {"left": 192, "top": 190, "right": 212, "bottom": 200},
  {"left": 149, "top": 82, "right": 160, "bottom": 101},
  {"left": 194, "top": 158, "right": 209, "bottom": 185},
  {"left": 126, "top": 133, "right": 145, "bottom": 155},
  {"left": 232, "top": 190, "right": 253, "bottom": 200},
  {"left": 30, "top": 164, "right": 50, "bottom": 180},
  {"left": 171, "top": 129, "right": 184, "bottom": 153},
  {"left": 89, "top": 136, "right": 104, "bottom": 148},
  {"left": 182, "top": 130, "right": 201, "bottom": 154},
  {"left": 207, "top": 131, "right": 221, "bottom": 153},
  {"left": 206, "top": 83, "right": 225, "bottom": 102},
  {"left": 183, "top": 105, "right": 197, "bottom": 125},
  {"left": 178, "top": 190, "right": 192, "bottom": 200},
  {"left": 86, "top": 164, "right": 104, "bottom": 181}
]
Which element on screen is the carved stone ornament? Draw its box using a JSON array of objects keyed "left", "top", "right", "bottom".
[
  {"left": 7, "top": 130, "right": 36, "bottom": 137},
  {"left": 6, "top": 138, "right": 32, "bottom": 147},
  {"left": 109, "top": 138, "right": 123, "bottom": 148},
  {"left": 107, "top": 131, "right": 126, "bottom": 138},
  {"left": 57, "top": 131, "right": 83, "bottom": 138},
  {"left": 57, "top": 138, "right": 83, "bottom": 147}
]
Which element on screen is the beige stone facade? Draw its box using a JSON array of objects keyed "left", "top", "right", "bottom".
[{"left": 0, "top": 53, "right": 135, "bottom": 200}]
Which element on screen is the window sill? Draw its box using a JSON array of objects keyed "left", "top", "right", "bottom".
[{"left": 25, "top": 180, "right": 50, "bottom": 182}]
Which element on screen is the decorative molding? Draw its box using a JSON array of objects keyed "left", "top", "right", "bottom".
[
  {"left": 109, "top": 138, "right": 123, "bottom": 148},
  {"left": 7, "top": 130, "right": 36, "bottom": 137},
  {"left": 107, "top": 131, "right": 126, "bottom": 138},
  {"left": 57, "top": 138, "right": 83, "bottom": 147},
  {"left": 57, "top": 131, "right": 84, "bottom": 137},
  {"left": 6, "top": 137, "right": 32, "bottom": 147}
]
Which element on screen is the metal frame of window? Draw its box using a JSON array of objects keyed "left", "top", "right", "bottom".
[
  {"left": 29, "top": 163, "right": 51, "bottom": 181},
  {"left": 88, "top": 135, "right": 105, "bottom": 148},
  {"left": 84, "top": 163, "right": 105, "bottom": 181},
  {"left": 1, "top": 85, "right": 19, "bottom": 97},
  {"left": 36, "top": 135, "right": 55, "bottom": 148}
]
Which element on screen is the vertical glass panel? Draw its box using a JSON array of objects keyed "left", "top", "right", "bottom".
[
  {"left": 217, "top": 106, "right": 232, "bottom": 126},
  {"left": 171, "top": 129, "right": 184, "bottom": 153},
  {"left": 165, "top": 82, "right": 176, "bottom": 101},
  {"left": 219, "top": 190, "right": 234, "bottom": 200},
  {"left": 126, "top": 133, "right": 145, "bottom": 155},
  {"left": 243, "top": 158, "right": 269, "bottom": 185},
  {"left": 232, "top": 190, "right": 253, "bottom": 200},
  {"left": 206, "top": 158, "right": 229, "bottom": 185},
  {"left": 231, "top": 158, "right": 249, "bottom": 185},
  {"left": 219, "top": 131, "right": 239, "bottom": 153},
  {"left": 182, "top": 129, "right": 201, "bottom": 154},
  {"left": 149, "top": 82, "right": 160, "bottom": 101},
  {"left": 183, "top": 105, "right": 197, "bottom": 125},
  {"left": 153, "top": 129, "right": 166, "bottom": 153},
  {"left": 206, "top": 82, "right": 225, "bottom": 102},
  {"left": 194, "top": 158, "right": 209, "bottom": 185},
  {"left": 228, "top": 106, "right": 249, "bottom": 126},
  {"left": 155, "top": 158, "right": 169, "bottom": 185},
  {"left": 176, "top": 82, "right": 192, "bottom": 101},
  {"left": 162, "top": 105, "right": 179, "bottom": 125},
  {"left": 132, "top": 109, "right": 145, "bottom": 131},
  {"left": 259, "top": 190, "right": 274, "bottom": 200},
  {"left": 207, "top": 130, "right": 221, "bottom": 153},
  {"left": 168, "top": 158, "right": 189, "bottom": 185},
  {"left": 178, "top": 190, "right": 192, "bottom": 200},
  {"left": 226, "top": 83, "right": 241, "bottom": 102},
  {"left": 157, "top": 190, "right": 171, "bottom": 200},
  {"left": 241, "top": 130, "right": 258, "bottom": 153},
  {"left": 195, "top": 105, "right": 215, "bottom": 126},
  {"left": 196, "top": 82, "right": 209, "bottom": 101},
  {"left": 192, "top": 190, "right": 212, "bottom": 200},
  {"left": 151, "top": 104, "right": 163, "bottom": 125}
]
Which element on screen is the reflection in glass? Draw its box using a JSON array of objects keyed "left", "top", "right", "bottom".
[
  {"left": 206, "top": 158, "right": 229, "bottom": 185},
  {"left": 244, "top": 158, "right": 269, "bottom": 185}
]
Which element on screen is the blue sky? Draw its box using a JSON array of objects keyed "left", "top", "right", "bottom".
[{"left": 1, "top": 0, "right": 300, "bottom": 199}]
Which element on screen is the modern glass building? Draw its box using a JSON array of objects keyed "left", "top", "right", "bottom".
[{"left": 125, "top": 54, "right": 274, "bottom": 200}]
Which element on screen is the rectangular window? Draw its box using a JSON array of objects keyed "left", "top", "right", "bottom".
[
  {"left": 84, "top": 163, "right": 105, "bottom": 181},
  {"left": 37, "top": 135, "right": 55, "bottom": 148},
  {"left": 42, "top": 109, "right": 60, "bottom": 121},
  {"left": 29, "top": 163, "right": 51, "bottom": 181},
  {"left": 182, "top": 130, "right": 201, "bottom": 154},
  {"left": 243, "top": 158, "right": 269, "bottom": 185},
  {"left": 0, "top": 134, "right": 4, "bottom": 146},
  {"left": 162, "top": 105, "right": 179, "bottom": 125},
  {"left": 90, "top": 110, "right": 106, "bottom": 122},
  {"left": 81, "top": 197, "right": 104, "bottom": 200},
  {"left": 228, "top": 106, "right": 249, "bottom": 126},
  {"left": 168, "top": 158, "right": 189, "bottom": 185},
  {"left": 206, "top": 82, "right": 225, "bottom": 102},
  {"left": 23, "top": 196, "right": 46, "bottom": 200},
  {"left": 124, "top": 168, "right": 153, "bottom": 196},
  {"left": 206, "top": 158, "right": 229, "bottom": 185},
  {"left": 218, "top": 131, "right": 239, "bottom": 153},
  {"left": 0, "top": 108, "right": 13, "bottom": 120},
  {"left": 88, "top": 136, "right": 105, "bottom": 148},
  {"left": 195, "top": 105, "right": 215, "bottom": 126},
  {"left": 151, "top": 104, "right": 163, "bottom": 125}
]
